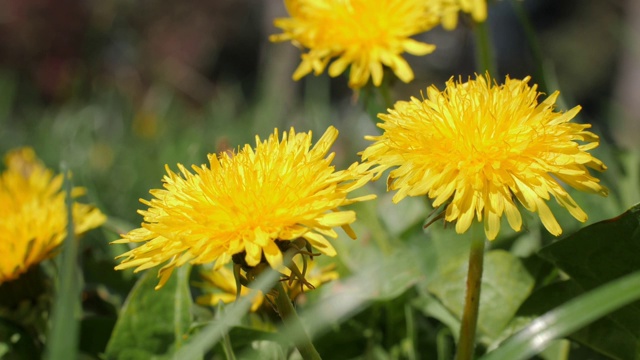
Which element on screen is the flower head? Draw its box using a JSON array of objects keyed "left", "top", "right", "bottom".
[
  {"left": 196, "top": 257, "right": 338, "bottom": 311},
  {"left": 431, "top": 0, "right": 488, "bottom": 30},
  {"left": 270, "top": 0, "right": 439, "bottom": 89},
  {"left": 197, "top": 265, "right": 265, "bottom": 312},
  {"left": 0, "top": 148, "right": 106, "bottom": 284},
  {"left": 361, "top": 74, "right": 608, "bottom": 240},
  {"left": 114, "top": 126, "right": 375, "bottom": 289}
]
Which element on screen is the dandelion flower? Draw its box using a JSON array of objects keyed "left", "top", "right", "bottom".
[
  {"left": 196, "top": 257, "right": 338, "bottom": 311},
  {"left": 0, "top": 148, "right": 106, "bottom": 284},
  {"left": 361, "top": 74, "right": 608, "bottom": 240},
  {"left": 197, "top": 265, "right": 265, "bottom": 312},
  {"left": 114, "top": 126, "right": 375, "bottom": 289},
  {"left": 432, "top": 0, "right": 488, "bottom": 30},
  {"left": 270, "top": 0, "right": 439, "bottom": 89}
]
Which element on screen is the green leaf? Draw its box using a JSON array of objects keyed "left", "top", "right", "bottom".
[
  {"left": 480, "top": 269, "right": 640, "bottom": 360},
  {"left": 226, "top": 326, "right": 279, "bottom": 353},
  {"left": 428, "top": 250, "right": 534, "bottom": 341},
  {"left": 412, "top": 294, "right": 460, "bottom": 339},
  {"left": 172, "top": 267, "right": 282, "bottom": 360},
  {"left": 44, "top": 168, "right": 80, "bottom": 360},
  {"left": 104, "top": 265, "right": 192, "bottom": 360},
  {"left": 538, "top": 203, "right": 640, "bottom": 336},
  {"left": 518, "top": 280, "right": 637, "bottom": 359},
  {"left": 378, "top": 194, "right": 428, "bottom": 237}
]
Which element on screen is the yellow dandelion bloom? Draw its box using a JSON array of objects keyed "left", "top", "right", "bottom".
[
  {"left": 114, "top": 126, "right": 375, "bottom": 289},
  {"left": 0, "top": 148, "right": 106, "bottom": 284},
  {"left": 285, "top": 257, "right": 339, "bottom": 300},
  {"left": 361, "top": 74, "right": 608, "bottom": 240},
  {"left": 196, "top": 265, "right": 265, "bottom": 312},
  {"left": 432, "top": 0, "right": 488, "bottom": 30},
  {"left": 196, "top": 258, "right": 338, "bottom": 311},
  {"left": 270, "top": 0, "right": 439, "bottom": 89}
]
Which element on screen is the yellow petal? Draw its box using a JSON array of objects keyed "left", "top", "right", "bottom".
[{"left": 303, "top": 232, "right": 337, "bottom": 257}]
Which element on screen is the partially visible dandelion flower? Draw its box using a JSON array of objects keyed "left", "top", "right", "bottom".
[
  {"left": 0, "top": 148, "right": 106, "bottom": 284},
  {"left": 196, "top": 257, "right": 338, "bottom": 311},
  {"left": 280, "top": 254, "right": 339, "bottom": 301},
  {"left": 196, "top": 265, "right": 264, "bottom": 312},
  {"left": 114, "top": 126, "right": 375, "bottom": 289},
  {"left": 431, "top": 0, "right": 488, "bottom": 30},
  {"left": 270, "top": 0, "right": 439, "bottom": 89},
  {"left": 361, "top": 74, "right": 608, "bottom": 240}
]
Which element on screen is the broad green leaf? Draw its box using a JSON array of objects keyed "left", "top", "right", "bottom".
[
  {"left": 517, "top": 280, "right": 637, "bottom": 359},
  {"left": 104, "top": 265, "right": 192, "bottom": 360},
  {"left": 333, "top": 223, "right": 422, "bottom": 301},
  {"left": 538, "top": 203, "right": 640, "bottom": 336},
  {"left": 428, "top": 250, "right": 534, "bottom": 341},
  {"left": 412, "top": 294, "right": 460, "bottom": 340},
  {"left": 378, "top": 193, "right": 428, "bottom": 237},
  {"left": 347, "top": 198, "right": 397, "bottom": 256},
  {"left": 480, "top": 269, "right": 640, "bottom": 360}
]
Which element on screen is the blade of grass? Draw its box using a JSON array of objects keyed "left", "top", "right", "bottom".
[
  {"left": 509, "top": 0, "right": 549, "bottom": 94},
  {"left": 172, "top": 267, "right": 281, "bottom": 360},
  {"left": 480, "top": 270, "right": 640, "bottom": 360},
  {"left": 473, "top": 21, "right": 497, "bottom": 76},
  {"left": 44, "top": 165, "right": 80, "bottom": 360}
]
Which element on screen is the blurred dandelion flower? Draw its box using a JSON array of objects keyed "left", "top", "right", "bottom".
[
  {"left": 196, "top": 257, "right": 338, "bottom": 311},
  {"left": 114, "top": 126, "right": 375, "bottom": 289},
  {"left": 197, "top": 265, "right": 265, "bottom": 312},
  {"left": 284, "top": 257, "right": 339, "bottom": 301},
  {"left": 270, "top": 0, "right": 439, "bottom": 89},
  {"left": 361, "top": 74, "right": 608, "bottom": 240},
  {"left": 432, "top": 0, "right": 488, "bottom": 30},
  {"left": 0, "top": 148, "right": 106, "bottom": 284}
]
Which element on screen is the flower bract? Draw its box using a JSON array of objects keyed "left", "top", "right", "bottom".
[
  {"left": 114, "top": 126, "right": 375, "bottom": 289},
  {"left": 361, "top": 74, "right": 608, "bottom": 240},
  {"left": 0, "top": 148, "right": 106, "bottom": 284},
  {"left": 270, "top": 0, "right": 439, "bottom": 89}
]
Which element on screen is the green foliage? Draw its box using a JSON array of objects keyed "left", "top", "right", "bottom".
[
  {"left": 104, "top": 266, "right": 192, "bottom": 360},
  {"left": 537, "top": 204, "right": 640, "bottom": 358},
  {"left": 44, "top": 169, "right": 80, "bottom": 360},
  {"left": 428, "top": 250, "right": 535, "bottom": 341},
  {"left": 481, "top": 203, "right": 640, "bottom": 360}
]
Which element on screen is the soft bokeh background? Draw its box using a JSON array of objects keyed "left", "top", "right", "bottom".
[
  {"left": 0, "top": 0, "right": 635, "bottom": 219},
  {"left": 0, "top": 0, "right": 634, "bottom": 305},
  {"left": 0, "top": 0, "right": 638, "bottom": 358}
]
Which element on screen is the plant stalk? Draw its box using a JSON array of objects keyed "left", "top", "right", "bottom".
[
  {"left": 274, "top": 281, "right": 322, "bottom": 360},
  {"left": 455, "top": 226, "right": 486, "bottom": 360},
  {"left": 473, "top": 20, "right": 497, "bottom": 76},
  {"left": 509, "top": 0, "right": 548, "bottom": 94}
]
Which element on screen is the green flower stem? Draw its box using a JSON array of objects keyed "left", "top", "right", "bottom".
[
  {"left": 473, "top": 20, "right": 497, "bottom": 76},
  {"left": 455, "top": 226, "right": 486, "bottom": 360},
  {"left": 378, "top": 78, "right": 393, "bottom": 110},
  {"left": 274, "top": 281, "right": 322, "bottom": 360},
  {"left": 509, "top": 0, "right": 548, "bottom": 94}
]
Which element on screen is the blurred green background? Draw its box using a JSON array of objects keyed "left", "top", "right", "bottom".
[{"left": 0, "top": 0, "right": 635, "bottom": 222}]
